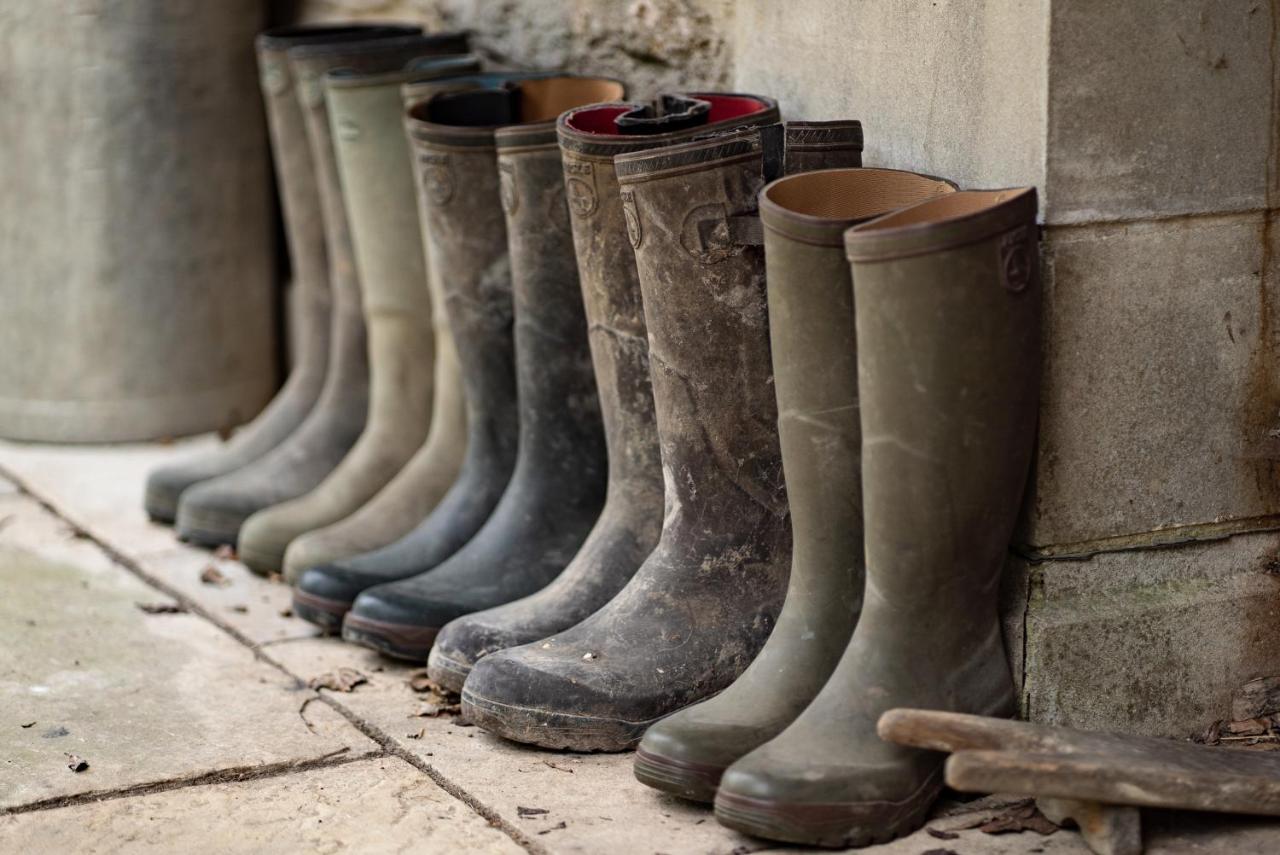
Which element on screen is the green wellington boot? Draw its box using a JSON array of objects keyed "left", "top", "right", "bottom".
[
  {"left": 341, "top": 76, "right": 625, "bottom": 660},
  {"left": 714, "top": 188, "right": 1041, "bottom": 847},
  {"left": 425, "top": 94, "right": 784, "bottom": 693},
  {"left": 264, "top": 56, "right": 481, "bottom": 585},
  {"left": 176, "top": 30, "right": 468, "bottom": 560},
  {"left": 460, "top": 120, "right": 864, "bottom": 751},
  {"left": 635, "top": 167, "right": 957, "bottom": 802},
  {"left": 291, "top": 71, "right": 563, "bottom": 629},
  {"left": 144, "top": 24, "right": 417, "bottom": 524}
]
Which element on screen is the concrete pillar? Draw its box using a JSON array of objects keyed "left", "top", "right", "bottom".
[
  {"left": 0, "top": 0, "right": 276, "bottom": 442},
  {"left": 736, "top": 0, "right": 1280, "bottom": 738}
]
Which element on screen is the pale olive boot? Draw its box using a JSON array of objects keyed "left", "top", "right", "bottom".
[
  {"left": 278, "top": 56, "right": 482, "bottom": 592},
  {"left": 292, "top": 71, "right": 562, "bottom": 628},
  {"left": 460, "top": 118, "right": 865, "bottom": 752},
  {"left": 342, "top": 76, "right": 626, "bottom": 661},
  {"left": 636, "top": 168, "right": 957, "bottom": 802},
  {"left": 426, "top": 94, "right": 788, "bottom": 693},
  {"left": 175, "top": 30, "right": 466, "bottom": 553},
  {"left": 146, "top": 24, "right": 414, "bottom": 526},
  {"left": 714, "top": 188, "right": 1041, "bottom": 847}
]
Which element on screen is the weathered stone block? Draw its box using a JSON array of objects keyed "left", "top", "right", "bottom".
[
  {"left": 1045, "top": 0, "right": 1275, "bottom": 225},
  {"left": 1021, "top": 531, "right": 1280, "bottom": 738},
  {"left": 733, "top": 0, "right": 1048, "bottom": 192},
  {"left": 1025, "top": 211, "right": 1280, "bottom": 553}
]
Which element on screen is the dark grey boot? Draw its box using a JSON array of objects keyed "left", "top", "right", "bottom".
[
  {"left": 460, "top": 118, "right": 864, "bottom": 752},
  {"left": 341, "top": 76, "right": 626, "bottom": 660},
  {"left": 425, "top": 93, "right": 789, "bottom": 693}
]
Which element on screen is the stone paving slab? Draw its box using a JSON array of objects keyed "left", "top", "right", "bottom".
[
  {"left": 0, "top": 493, "right": 377, "bottom": 810},
  {"left": 0, "top": 756, "right": 523, "bottom": 855},
  {"left": 0, "top": 437, "right": 221, "bottom": 559}
]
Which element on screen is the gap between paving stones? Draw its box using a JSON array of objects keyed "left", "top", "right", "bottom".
[
  {"left": 0, "top": 463, "right": 546, "bottom": 855},
  {"left": 0, "top": 747, "right": 380, "bottom": 817}
]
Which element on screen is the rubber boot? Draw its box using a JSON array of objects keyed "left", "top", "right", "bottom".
[
  {"left": 176, "top": 30, "right": 467, "bottom": 558},
  {"left": 425, "top": 94, "right": 785, "bottom": 693},
  {"left": 460, "top": 119, "right": 864, "bottom": 752},
  {"left": 145, "top": 24, "right": 416, "bottom": 525},
  {"left": 633, "top": 168, "right": 957, "bottom": 802},
  {"left": 714, "top": 188, "right": 1041, "bottom": 847},
  {"left": 341, "top": 75, "right": 625, "bottom": 660},
  {"left": 253, "top": 56, "right": 481, "bottom": 588},
  {"left": 291, "top": 71, "right": 568, "bottom": 628}
]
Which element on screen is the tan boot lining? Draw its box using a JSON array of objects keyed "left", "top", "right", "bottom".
[
  {"left": 854, "top": 189, "right": 1026, "bottom": 231},
  {"left": 764, "top": 168, "right": 955, "bottom": 220},
  {"left": 519, "top": 78, "right": 626, "bottom": 123}
]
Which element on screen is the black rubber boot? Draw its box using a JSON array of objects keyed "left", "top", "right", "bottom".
[
  {"left": 460, "top": 118, "right": 864, "bottom": 751},
  {"left": 423, "top": 94, "right": 786, "bottom": 692},
  {"left": 634, "top": 167, "right": 957, "bottom": 802},
  {"left": 338, "top": 76, "right": 626, "bottom": 660},
  {"left": 292, "top": 71, "right": 564, "bottom": 631},
  {"left": 714, "top": 188, "right": 1041, "bottom": 847}
]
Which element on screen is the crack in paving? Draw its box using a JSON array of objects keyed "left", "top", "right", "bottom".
[
  {"left": 0, "top": 465, "right": 545, "bottom": 855},
  {"left": 0, "top": 747, "right": 383, "bottom": 817}
]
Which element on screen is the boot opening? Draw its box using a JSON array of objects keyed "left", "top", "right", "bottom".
[
  {"left": 563, "top": 93, "right": 771, "bottom": 135},
  {"left": 852, "top": 189, "right": 1033, "bottom": 231},
  {"left": 763, "top": 168, "right": 955, "bottom": 221},
  {"left": 419, "top": 77, "right": 626, "bottom": 127}
]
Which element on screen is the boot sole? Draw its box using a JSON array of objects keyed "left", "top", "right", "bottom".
[
  {"left": 460, "top": 686, "right": 657, "bottom": 753},
  {"left": 291, "top": 589, "right": 351, "bottom": 634},
  {"left": 713, "top": 767, "right": 941, "bottom": 848},
  {"left": 341, "top": 612, "right": 438, "bottom": 661},
  {"left": 143, "top": 485, "right": 178, "bottom": 525},
  {"left": 175, "top": 506, "right": 247, "bottom": 549},
  {"left": 426, "top": 651, "right": 471, "bottom": 694},
  {"left": 633, "top": 746, "right": 723, "bottom": 803}
]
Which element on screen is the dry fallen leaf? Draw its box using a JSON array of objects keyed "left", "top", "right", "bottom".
[
  {"left": 927, "top": 827, "right": 960, "bottom": 840},
  {"left": 20, "top": 721, "right": 35, "bottom": 729},
  {"left": 537, "top": 821, "right": 568, "bottom": 835},
  {"left": 517, "top": 806, "right": 550, "bottom": 818},
  {"left": 65, "top": 753, "right": 88, "bottom": 772},
  {"left": 199, "top": 565, "right": 230, "bottom": 587},
  {"left": 977, "top": 799, "right": 1059, "bottom": 836},
  {"left": 213, "top": 544, "right": 237, "bottom": 561},
  {"left": 136, "top": 602, "right": 187, "bottom": 615},
  {"left": 279, "top": 608, "right": 294, "bottom": 619},
  {"left": 308, "top": 668, "right": 368, "bottom": 693}
]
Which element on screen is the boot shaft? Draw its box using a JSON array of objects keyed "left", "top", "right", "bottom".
[
  {"left": 556, "top": 94, "right": 780, "bottom": 504},
  {"left": 613, "top": 122, "right": 863, "bottom": 557},
  {"left": 759, "top": 168, "right": 956, "bottom": 573},
  {"left": 287, "top": 31, "right": 468, "bottom": 313},
  {"left": 845, "top": 189, "right": 1040, "bottom": 614}
]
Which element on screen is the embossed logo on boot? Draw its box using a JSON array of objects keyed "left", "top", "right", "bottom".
[
  {"left": 418, "top": 153, "right": 454, "bottom": 206},
  {"left": 999, "top": 225, "right": 1033, "bottom": 293},
  {"left": 620, "top": 189, "right": 642, "bottom": 248},
  {"left": 498, "top": 160, "right": 519, "bottom": 215},
  {"left": 680, "top": 203, "right": 732, "bottom": 264},
  {"left": 565, "top": 160, "right": 598, "bottom": 218}
]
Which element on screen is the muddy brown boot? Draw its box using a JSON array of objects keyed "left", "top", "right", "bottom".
[
  {"left": 635, "top": 168, "right": 957, "bottom": 802},
  {"left": 460, "top": 118, "right": 864, "bottom": 751},
  {"left": 426, "top": 93, "right": 785, "bottom": 692},
  {"left": 145, "top": 24, "right": 416, "bottom": 526},
  {"left": 177, "top": 30, "right": 467, "bottom": 563},
  {"left": 714, "top": 188, "right": 1041, "bottom": 846},
  {"left": 268, "top": 56, "right": 482, "bottom": 589},
  {"left": 292, "top": 71, "right": 566, "bottom": 629},
  {"left": 341, "top": 76, "right": 624, "bottom": 661}
]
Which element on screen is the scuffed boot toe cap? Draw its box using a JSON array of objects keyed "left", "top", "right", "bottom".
[
  {"left": 459, "top": 645, "right": 656, "bottom": 752},
  {"left": 428, "top": 614, "right": 534, "bottom": 694},
  {"left": 635, "top": 716, "right": 768, "bottom": 802}
]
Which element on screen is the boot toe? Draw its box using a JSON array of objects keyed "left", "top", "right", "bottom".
[
  {"left": 175, "top": 479, "right": 266, "bottom": 547},
  {"left": 427, "top": 614, "right": 527, "bottom": 693},
  {"left": 143, "top": 467, "right": 187, "bottom": 523},
  {"left": 634, "top": 716, "right": 755, "bottom": 802},
  {"left": 340, "top": 583, "right": 457, "bottom": 661}
]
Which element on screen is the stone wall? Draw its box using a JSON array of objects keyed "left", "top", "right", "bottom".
[{"left": 285, "top": 0, "right": 1280, "bottom": 739}]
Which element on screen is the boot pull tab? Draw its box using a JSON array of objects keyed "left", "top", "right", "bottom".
[
  {"left": 717, "top": 123, "right": 783, "bottom": 247},
  {"left": 615, "top": 95, "right": 711, "bottom": 134}
]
